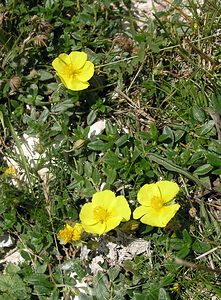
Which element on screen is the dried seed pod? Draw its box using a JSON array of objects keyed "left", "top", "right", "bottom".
[
  {"left": 189, "top": 207, "right": 197, "bottom": 218},
  {"left": 30, "top": 15, "right": 40, "bottom": 24},
  {"left": 34, "top": 34, "right": 48, "bottom": 47},
  {"left": 113, "top": 34, "right": 135, "bottom": 52},
  {"left": 0, "top": 12, "right": 9, "bottom": 26},
  {"left": 9, "top": 76, "right": 21, "bottom": 91},
  {"left": 38, "top": 21, "right": 53, "bottom": 34},
  {"left": 29, "top": 68, "right": 38, "bottom": 78},
  {"left": 73, "top": 139, "right": 85, "bottom": 149}
]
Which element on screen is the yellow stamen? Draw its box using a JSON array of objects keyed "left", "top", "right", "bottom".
[
  {"left": 151, "top": 196, "right": 164, "bottom": 210},
  {"left": 93, "top": 206, "right": 109, "bottom": 224}
]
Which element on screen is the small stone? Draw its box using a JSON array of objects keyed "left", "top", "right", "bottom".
[
  {"left": 88, "top": 120, "right": 106, "bottom": 138},
  {"left": 0, "top": 234, "right": 15, "bottom": 248}
]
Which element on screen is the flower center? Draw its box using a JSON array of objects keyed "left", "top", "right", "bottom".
[
  {"left": 93, "top": 206, "right": 109, "bottom": 224},
  {"left": 151, "top": 196, "right": 164, "bottom": 210},
  {"left": 64, "top": 64, "right": 77, "bottom": 77}
]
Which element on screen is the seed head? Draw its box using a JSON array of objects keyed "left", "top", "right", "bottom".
[{"left": 9, "top": 76, "right": 21, "bottom": 91}]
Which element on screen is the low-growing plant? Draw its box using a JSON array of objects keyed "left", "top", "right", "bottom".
[{"left": 0, "top": 0, "right": 221, "bottom": 299}]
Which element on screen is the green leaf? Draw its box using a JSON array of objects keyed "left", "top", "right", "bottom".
[
  {"left": 182, "top": 229, "right": 192, "bottom": 245},
  {"left": 192, "top": 105, "right": 205, "bottom": 122},
  {"left": 131, "top": 146, "right": 141, "bottom": 162},
  {"left": 123, "top": 260, "right": 136, "bottom": 273},
  {"left": 212, "top": 168, "right": 221, "bottom": 175},
  {"left": 104, "top": 151, "right": 122, "bottom": 169},
  {"left": 84, "top": 161, "right": 93, "bottom": 177},
  {"left": 87, "top": 140, "right": 106, "bottom": 151},
  {"left": 208, "top": 285, "right": 221, "bottom": 297},
  {"left": 209, "top": 213, "right": 221, "bottom": 236},
  {"left": 198, "top": 120, "right": 214, "bottom": 136},
  {"left": 134, "top": 293, "right": 150, "bottom": 300},
  {"left": 199, "top": 202, "right": 210, "bottom": 224},
  {"left": 150, "top": 123, "right": 158, "bottom": 140},
  {"left": 115, "top": 134, "right": 129, "bottom": 147},
  {"left": 194, "top": 164, "right": 213, "bottom": 175},
  {"left": 0, "top": 275, "right": 14, "bottom": 292},
  {"left": 78, "top": 294, "right": 94, "bottom": 300},
  {"left": 192, "top": 240, "right": 211, "bottom": 253},
  {"left": 105, "top": 167, "right": 117, "bottom": 184},
  {"left": 93, "top": 273, "right": 109, "bottom": 300},
  {"left": 188, "top": 150, "right": 205, "bottom": 164},
  {"left": 148, "top": 153, "right": 204, "bottom": 187},
  {"left": 135, "top": 131, "right": 151, "bottom": 140},
  {"left": 25, "top": 273, "right": 53, "bottom": 292},
  {"left": 211, "top": 93, "right": 221, "bottom": 116},
  {"left": 92, "top": 168, "right": 101, "bottom": 184},
  {"left": 206, "top": 152, "right": 221, "bottom": 166},
  {"left": 174, "top": 129, "right": 185, "bottom": 142},
  {"left": 87, "top": 110, "right": 97, "bottom": 125},
  {"left": 161, "top": 274, "right": 174, "bottom": 286},
  {"left": 208, "top": 140, "right": 221, "bottom": 154},
  {"left": 29, "top": 84, "right": 38, "bottom": 97},
  {"left": 169, "top": 238, "right": 184, "bottom": 251},
  {"left": 5, "top": 263, "right": 20, "bottom": 274},
  {"left": 158, "top": 288, "right": 171, "bottom": 300},
  {"left": 36, "top": 263, "right": 48, "bottom": 274},
  {"left": 63, "top": 0, "right": 76, "bottom": 7},
  {"left": 0, "top": 274, "right": 30, "bottom": 299},
  {"left": 69, "top": 171, "right": 83, "bottom": 184},
  {"left": 176, "top": 246, "right": 190, "bottom": 259},
  {"left": 51, "top": 100, "right": 74, "bottom": 113},
  {"left": 162, "top": 126, "right": 174, "bottom": 144},
  {"left": 105, "top": 120, "right": 117, "bottom": 135},
  {"left": 38, "top": 69, "right": 53, "bottom": 81},
  {"left": 108, "top": 266, "right": 120, "bottom": 282}
]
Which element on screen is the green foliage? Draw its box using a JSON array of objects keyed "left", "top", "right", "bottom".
[{"left": 0, "top": 0, "right": 221, "bottom": 299}]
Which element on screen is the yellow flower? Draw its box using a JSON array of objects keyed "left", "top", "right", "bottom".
[
  {"left": 133, "top": 181, "right": 180, "bottom": 227},
  {"left": 79, "top": 190, "right": 131, "bottom": 235},
  {"left": 52, "top": 51, "right": 94, "bottom": 91},
  {"left": 57, "top": 223, "right": 83, "bottom": 244},
  {"left": 4, "top": 165, "right": 17, "bottom": 176}
]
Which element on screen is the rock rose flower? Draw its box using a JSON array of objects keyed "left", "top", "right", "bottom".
[
  {"left": 133, "top": 181, "right": 180, "bottom": 227},
  {"left": 79, "top": 190, "right": 131, "bottom": 235},
  {"left": 57, "top": 223, "right": 83, "bottom": 244},
  {"left": 52, "top": 51, "right": 94, "bottom": 91}
]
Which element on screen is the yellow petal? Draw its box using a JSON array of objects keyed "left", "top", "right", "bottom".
[
  {"left": 72, "top": 223, "right": 83, "bottom": 241},
  {"left": 158, "top": 204, "right": 180, "bottom": 226},
  {"left": 82, "top": 222, "right": 106, "bottom": 235},
  {"left": 133, "top": 205, "right": 149, "bottom": 219},
  {"left": 57, "top": 224, "right": 74, "bottom": 244},
  {"left": 69, "top": 51, "right": 87, "bottom": 70},
  {"left": 115, "top": 196, "right": 131, "bottom": 221},
  {"left": 75, "top": 61, "right": 94, "bottom": 82},
  {"left": 56, "top": 73, "right": 68, "bottom": 87},
  {"left": 105, "top": 216, "right": 122, "bottom": 232},
  {"left": 65, "top": 76, "right": 89, "bottom": 91},
  {"left": 79, "top": 203, "right": 98, "bottom": 225},
  {"left": 92, "top": 190, "right": 116, "bottom": 210},
  {"left": 52, "top": 53, "right": 70, "bottom": 73},
  {"left": 156, "top": 181, "right": 179, "bottom": 203},
  {"left": 137, "top": 183, "right": 161, "bottom": 206},
  {"left": 140, "top": 204, "right": 180, "bottom": 227}
]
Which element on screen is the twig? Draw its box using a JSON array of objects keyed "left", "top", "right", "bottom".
[
  {"left": 42, "top": 172, "right": 64, "bottom": 286},
  {"left": 115, "top": 88, "right": 155, "bottom": 121},
  {"left": 196, "top": 246, "right": 221, "bottom": 260},
  {"left": 175, "top": 257, "right": 221, "bottom": 274},
  {"left": 126, "top": 55, "right": 147, "bottom": 93}
]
